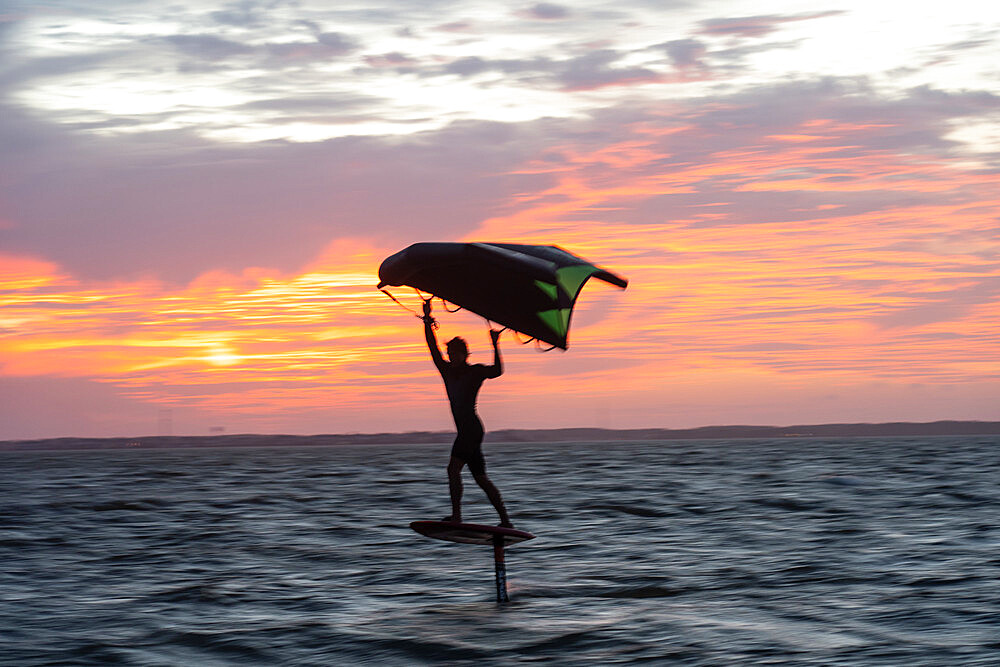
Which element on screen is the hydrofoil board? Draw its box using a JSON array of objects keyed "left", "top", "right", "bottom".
[{"left": 410, "top": 520, "right": 535, "bottom": 546}]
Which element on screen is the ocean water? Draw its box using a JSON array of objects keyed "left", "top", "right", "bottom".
[{"left": 1, "top": 436, "right": 998, "bottom": 665}]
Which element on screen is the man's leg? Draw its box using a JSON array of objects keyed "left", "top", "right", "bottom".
[
  {"left": 445, "top": 456, "right": 465, "bottom": 522},
  {"left": 473, "top": 472, "right": 512, "bottom": 527}
]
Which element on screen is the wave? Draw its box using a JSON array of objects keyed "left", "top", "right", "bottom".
[
  {"left": 579, "top": 503, "right": 670, "bottom": 517},
  {"left": 89, "top": 498, "right": 171, "bottom": 512},
  {"left": 749, "top": 496, "right": 823, "bottom": 511},
  {"left": 596, "top": 584, "right": 689, "bottom": 599}
]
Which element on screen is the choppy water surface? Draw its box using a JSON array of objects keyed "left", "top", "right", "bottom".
[{"left": 2, "top": 436, "right": 998, "bottom": 665}]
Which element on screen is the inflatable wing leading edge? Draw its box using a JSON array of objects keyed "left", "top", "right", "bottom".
[{"left": 377, "top": 242, "right": 628, "bottom": 349}]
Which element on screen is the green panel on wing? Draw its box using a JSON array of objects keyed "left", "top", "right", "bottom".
[
  {"left": 534, "top": 279, "right": 558, "bottom": 302},
  {"left": 556, "top": 264, "right": 600, "bottom": 301}
]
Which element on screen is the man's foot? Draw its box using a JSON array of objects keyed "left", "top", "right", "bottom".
[
  {"left": 497, "top": 520, "right": 514, "bottom": 529},
  {"left": 442, "top": 515, "right": 462, "bottom": 523}
]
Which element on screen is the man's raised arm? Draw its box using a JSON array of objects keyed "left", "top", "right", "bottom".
[
  {"left": 485, "top": 329, "right": 503, "bottom": 378},
  {"left": 423, "top": 300, "right": 446, "bottom": 370}
]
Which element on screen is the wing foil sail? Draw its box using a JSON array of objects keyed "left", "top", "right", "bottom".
[{"left": 377, "top": 242, "right": 628, "bottom": 349}]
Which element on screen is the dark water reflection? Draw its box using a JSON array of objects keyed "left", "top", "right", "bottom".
[{"left": 2, "top": 437, "right": 998, "bottom": 664}]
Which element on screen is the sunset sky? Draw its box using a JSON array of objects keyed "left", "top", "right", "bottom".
[{"left": 1, "top": 1, "right": 998, "bottom": 439}]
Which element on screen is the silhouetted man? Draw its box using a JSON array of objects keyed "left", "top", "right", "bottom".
[{"left": 422, "top": 300, "right": 512, "bottom": 527}]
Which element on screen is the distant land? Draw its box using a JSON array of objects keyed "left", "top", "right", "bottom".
[{"left": 2, "top": 421, "right": 999, "bottom": 452}]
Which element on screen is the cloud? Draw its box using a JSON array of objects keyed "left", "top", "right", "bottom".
[
  {"left": 164, "top": 32, "right": 359, "bottom": 67},
  {"left": 210, "top": 1, "right": 265, "bottom": 28},
  {"left": 875, "top": 277, "right": 1000, "bottom": 329},
  {"left": 0, "top": 50, "right": 127, "bottom": 89},
  {"left": 525, "top": 3, "right": 570, "bottom": 20},
  {"left": 698, "top": 11, "right": 845, "bottom": 39},
  {"left": 558, "top": 49, "right": 662, "bottom": 91},
  {"left": 661, "top": 38, "right": 708, "bottom": 69},
  {"left": 364, "top": 51, "right": 420, "bottom": 70},
  {"left": 164, "top": 34, "right": 254, "bottom": 61},
  {"left": 260, "top": 34, "right": 359, "bottom": 65},
  {"left": 678, "top": 79, "right": 1000, "bottom": 157},
  {"left": 438, "top": 49, "right": 663, "bottom": 91},
  {"left": 941, "top": 37, "right": 996, "bottom": 53},
  {"left": 438, "top": 54, "right": 557, "bottom": 80},
  {"left": 434, "top": 20, "right": 475, "bottom": 33},
  {"left": 0, "top": 116, "right": 557, "bottom": 282},
  {"left": 236, "top": 92, "right": 383, "bottom": 115},
  {"left": 8, "top": 76, "right": 995, "bottom": 284},
  {"left": 442, "top": 55, "right": 497, "bottom": 77}
]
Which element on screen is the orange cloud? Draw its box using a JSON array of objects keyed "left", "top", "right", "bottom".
[{"left": 472, "top": 118, "right": 1000, "bottom": 395}]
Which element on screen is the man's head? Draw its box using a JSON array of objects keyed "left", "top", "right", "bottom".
[{"left": 446, "top": 337, "right": 469, "bottom": 364}]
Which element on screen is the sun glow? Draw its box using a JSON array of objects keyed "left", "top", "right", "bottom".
[{"left": 204, "top": 345, "right": 241, "bottom": 367}]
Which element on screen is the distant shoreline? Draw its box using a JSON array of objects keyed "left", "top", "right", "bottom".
[{"left": 2, "top": 420, "right": 999, "bottom": 452}]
